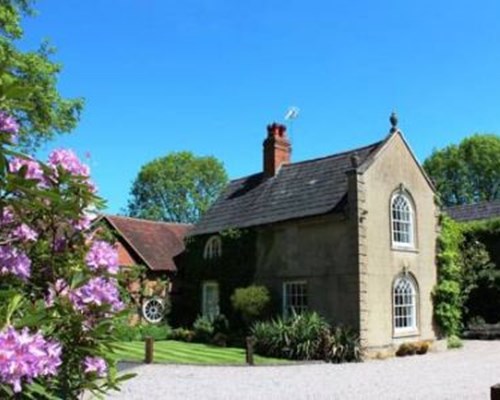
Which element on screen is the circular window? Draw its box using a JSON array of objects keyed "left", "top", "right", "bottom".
[{"left": 142, "top": 298, "right": 165, "bottom": 323}]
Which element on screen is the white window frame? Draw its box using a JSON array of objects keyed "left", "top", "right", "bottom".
[
  {"left": 282, "top": 281, "right": 308, "bottom": 318},
  {"left": 390, "top": 192, "right": 415, "bottom": 248},
  {"left": 393, "top": 276, "right": 418, "bottom": 335},
  {"left": 203, "top": 235, "right": 222, "bottom": 260},
  {"left": 201, "top": 281, "right": 220, "bottom": 320}
]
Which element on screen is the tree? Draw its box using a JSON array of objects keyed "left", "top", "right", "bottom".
[
  {"left": 423, "top": 134, "right": 500, "bottom": 206},
  {"left": 128, "top": 151, "right": 228, "bottom": 223},
  {"left": 0, "top": 0, "right": 84, "bottom": 151}
]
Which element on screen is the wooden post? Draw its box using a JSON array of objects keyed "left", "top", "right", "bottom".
[
  {"left": 491, "top": 384, "right": 500, "bottom": 400},
  {"left": 145, "top": 336, "right": 154, "bottom": 364},
  {"left": 245, "top": 336, "right": 255, "bottom": 366}
]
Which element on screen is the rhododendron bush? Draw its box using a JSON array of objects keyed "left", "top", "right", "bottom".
[{"left": 0, "top": 112, "right": 132, "bottom": 399}]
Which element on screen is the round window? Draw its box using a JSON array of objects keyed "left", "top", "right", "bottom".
[{"left": 142, "top": 298, "right": 165, "bottom": 323}]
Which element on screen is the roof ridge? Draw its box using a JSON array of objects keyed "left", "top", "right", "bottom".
[
  {"left": 281, "top": 139, "right": 383, "bottom": 168},
  {"left": 105, "top": 214, "right": 193, "bottom": 227},
  {"left": 446, "top": 199, "right": 500, "bottom": 209},
  {"left": 227, "top": 139, "right": 383, "bottom": 184}
]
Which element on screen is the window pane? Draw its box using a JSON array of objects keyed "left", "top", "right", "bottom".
[
  {"left": 393, "top": 277, "right": 417, "bottom": 331},
  {"left": 283, "top": 282, "right": 308, "bottom": 317}
]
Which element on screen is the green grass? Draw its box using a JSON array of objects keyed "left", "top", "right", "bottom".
[{"left": 111, "top": 340, "right": 287, "bottom": 365}]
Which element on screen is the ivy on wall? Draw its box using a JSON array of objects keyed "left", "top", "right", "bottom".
[
  {"left": 433, "top": 215, "right": 463, "bottom": 336},
  {"left": 171, "top": 229, "right": 257, "bottom": 328}
]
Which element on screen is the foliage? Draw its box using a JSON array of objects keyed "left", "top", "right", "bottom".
[
  {"left": 0, "top": 0, "right": 84, "bottom": 151},
  {"left": 212, "top": 313, "right": 230, "bottom": 335},
  {"left": 0, "top": 113, "right": 130, "bottom": 398},
  {"left": 193, "top": 315, "right": 215, "bottom": 343},
  {"left": 460, "top": 225, "right": 500, "bottom": 324},
  {"left": 447, "top": 335, "right": 463, "bottom": 349},
  {"left": 171, "top": 229, "right": 256, "bottom": 329},
  {"left": 433, "top": 216, "right": 463, "bottom": 336},
  {"left": 170, "top": 327, "right": 195, "bottom": 342},
  {"left": 251, "top": 312, "right": 330, "bottom": 360},
  {"left": 231, "top": 285, "right": 270, "bottom": 324},
  {"left": 324, "top": 326, "right": 362, "bottom": 363},
  {"left": 251, "top": 311, "right": 361, "bottom": 363},
  {"left": 139, "top": 323, "right": 172, "bottom": 341},
  {"left": 423, "top": 134, "right": 500, "bottom": 206},
  {"left": 395, "top": 341, "right": 429, "bottom": 357},
  {"left": 114, "top": 319, "right": 142, "bottom": 342},
  {"left": 127, "top": 151, "right": 228, "bottom": 223}
]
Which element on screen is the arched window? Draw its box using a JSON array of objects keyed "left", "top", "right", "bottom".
[
  {"left": 203, "top": 235, "right": 222, "bottom": 259},
  {"left": 391, "top": 192, "right": 415, "bottom": 247},
  {"left": 393, "top": 276, "right": 417, "bottom": 333}
]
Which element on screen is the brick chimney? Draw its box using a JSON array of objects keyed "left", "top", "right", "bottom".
[{"left": 263, "top": 122, "right": 291, "bottom": 178}]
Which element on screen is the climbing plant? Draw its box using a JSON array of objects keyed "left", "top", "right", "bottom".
[{"left": 433, "top": 215, "right": 463, "bottom": 336}]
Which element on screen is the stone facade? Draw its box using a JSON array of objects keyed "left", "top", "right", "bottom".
[
  {"left": 249, "top": 134, "right": 438, "bottom": 349},
  {"left": 186, "top": 119, "right": 439, "bottom": 351}
]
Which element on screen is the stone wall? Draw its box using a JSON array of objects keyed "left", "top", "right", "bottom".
[
  {"left": 360, "top": 132, "right": 439, "bottom": 349},
  {"left": 254, "top": 213, "right": 360, "bottom": 328}
]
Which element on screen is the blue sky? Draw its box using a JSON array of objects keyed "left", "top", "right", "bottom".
[{"left": 22, "top": 0, "right": 500, "bottom": 213}]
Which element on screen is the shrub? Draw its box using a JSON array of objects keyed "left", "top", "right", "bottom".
[
  {"left": 211, "top": 332, "right": 228, "bottom": 347},
  {"left": 193, "top": 316, "right": 215, "bottom": 343},
  {"left": 325, "top": 326, "right": 362, "bottom": 363},
  {"left": 170, "top": 328, "right": 195, "bottom": 342},
  {"left": 0, "top": 112, "right": 131, "bottom": 398},
  {"left": 416, "top": 341, "right": 430, "bottom": 355},
  {"left": 396, "top": 343, "right": 413, "bottom": 357},
  {"left": 213, "top": 314, "right": 230, "bottom": 335},
  {"left": 396, "top": 341, "right": 430, "bottom": 356},
  {"left": 447, "top": 335, "right": 463, "bottom": 349},
  {"left": 231, "top": 285, "right": 270, "bottom": 323},
  {"left": 140, "top": 323, "right": 172, "bottom": 341},
  {"left": 114, "top": 319, "right": 142, "bottom": 342},
  {"left": 251, "top": 311, "right": 359, "bottom": 362}
]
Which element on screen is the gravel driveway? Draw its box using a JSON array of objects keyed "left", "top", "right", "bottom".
[{"left": 106, "top": 340, "right": 500, "bottom": 400}]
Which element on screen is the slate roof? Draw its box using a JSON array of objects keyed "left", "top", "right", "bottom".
[
  {"left": 102, "top": 215, "right": 192, "bottom": 272},
  {"left": 446, "top": 200, "right": 500, "bottom": 222},
  {"left": 192, "top": 140, "right": 384, "bottom": 235}
]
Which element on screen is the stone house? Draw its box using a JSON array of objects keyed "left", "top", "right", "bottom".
[
  {"left": 98, "top": 215, "right": 191, "bottom": 324},
  {"left": 178, "top": 114, "right": 439, "bottom": 351}
]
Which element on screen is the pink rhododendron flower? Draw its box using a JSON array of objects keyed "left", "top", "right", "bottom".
[
  {"left": 70, "top": 277, "right": 124, "bottom": 313},
  {"left": 0, "top": 245, "right": 31, "bottom": 279},
  {"left": 48, "top": 149, "right": 90, "bottom": 177},
  {"left": 9, "top": 157, "right": 45, "bottom": 182},
  {"left": 85, "top": 240, "right": 119, "bottom": 274},
  {"left": 0, "top": 326, "right": 62, "bottom": 393},
  {"left": 83, "top": 356, "right": 107, "bottom": 377},
  {"left": 0, "top": 111, "right": 19, "bottom": 142},
  {"left": 12, "top": 223, "right": 38, "bottom": 242},
  {"left": 73, "top": 214, "right": 96, "bottom": 231},
  {"left": 0, "top": 208, "right": 15, "bottom": 226}
]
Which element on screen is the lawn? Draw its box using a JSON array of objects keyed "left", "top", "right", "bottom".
[{"left": 111, "top": 340, "right": 287, "bottom": 365}]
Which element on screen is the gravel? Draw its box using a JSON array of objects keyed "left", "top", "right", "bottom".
[{"left": 106, "top": 340, "right": 500, "bottom": 400}]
